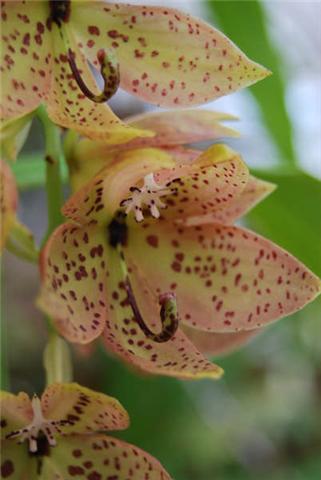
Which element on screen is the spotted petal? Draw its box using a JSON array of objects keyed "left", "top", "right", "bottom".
[
  {"left": 182, "top": 325, "right": 261, "bottom": 356},
  {"left": 102, "top": 248, "right": 223, "bottom": 380},
  {"left": 1, "top": 160, "right": 18, "bottom": 251},
  {"left": 0, "top": 1, "right": 51, "bottom": 121},
  {"left": 105, "top": 109, "right": 239, "bottom": 152},
  {"left": 1, "top": 441, "right": 37, "bottom": 480},
  {"left": 153, "top": 144, "right": 249, "bottom": 222},
  {"left": 41, "top": 434, "right": 171, "bottom": 480},
  {"left": 73, "top": 2, "right": 270, "bottom": 107},
  {"left": 63, "top": 148, "right": 175, "bottom": 225},
  {"left": 186, "top": 175, "right": 276, "bottom": 226},
  {"left": 0, "top": 391, "right": 33, "bottom": 440},
  {"left": 126, "top": 221, "right": 321, "bottom": 332},
  {"left": 38, "top": 223, "right": 111, "bottom": 343},
  {"left": 46, "top": 24, "right": 150, "bottom": 144},
  {"left": 41, "top": 383, "right": 129, "bottom": 435}
]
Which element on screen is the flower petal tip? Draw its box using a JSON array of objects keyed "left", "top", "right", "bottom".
[{"left": 195, "top": 365, "right": 224, "bottom": 381}]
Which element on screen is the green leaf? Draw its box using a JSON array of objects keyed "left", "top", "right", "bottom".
[
  {"left": 207, "top": 0, "right": 296, "bottom": 166},
  {"left": 247, "top": 170, "right": 321, "bottom": 276}
]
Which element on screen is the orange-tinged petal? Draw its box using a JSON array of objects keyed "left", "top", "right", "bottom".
[
  {"left": 1, "top": 441, "right": 37, "bottom": 480},
  {"left": 73, "top": 2, "right": 270, "bottom": 107},
  {"left": 103, "top": 109, "right": 239, "bottom": 152},
  {"left": 182, "top": 325, "right": 261, "bottom": 356},
  {"left": 38, "top": 223, "right": 110, "bottom": 344},
  {"left": 126, "top": 221, "right": 321, "bottom": 333},
  {"left": 0, "top": 160, "right": 18, "bottom": 251},
  {"left": 153, "top": 144, "right": 249, "bottom": 222},
  {"left": 0, "top": 1, "right": 51, "bottom": 121},
  {"left": 41, "top": 383, "right": 129, "bottom": 435},
  {"left": 0, "top": 391, "right": 33, "bottom": 440},
  {"left": 42, "top": 434, "right": 171, "bottom": 480},
  {"left": 0, "top": 113, "right": 33, "bottom": 161},
  {"left": 102, "top": 248, "right": 223, "bottom": 380},
  {"left": 186, "top": 175, "right": 276, "bottom": 226},
  {"left": 63, "top": 148, "right": 175, "bottom": 225},
  {"left": 46, "top": 24, "right": 149, "bottom": 143}
]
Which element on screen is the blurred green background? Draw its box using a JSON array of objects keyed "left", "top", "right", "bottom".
[{"left": 2, "top": 1, "right": 321, "bottom": 479}]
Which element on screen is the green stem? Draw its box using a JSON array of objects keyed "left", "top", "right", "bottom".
[
  {"left": 43, "top": 333, "right": 73, "bottom": 386},
  {"left": 36, "top": 106, "right": 73, "bottom": 384},
  {"left": 37, "top": 106, "right": 64, "bottom": 245}
]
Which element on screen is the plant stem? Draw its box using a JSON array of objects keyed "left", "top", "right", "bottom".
[
  {"left": 36, "top": 106, "right": 73, "bottom": 384},
  {"left": 44, "top": 333, "right": 73, "bottom": 386},
  {"left": 37, "top": 106, "right": 64, "bottom": 245}
]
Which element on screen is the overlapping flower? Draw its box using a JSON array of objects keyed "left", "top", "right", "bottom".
[
  {"left": 1, "top": 0, "right": 269, "bottom": 143},
  {"left": 0, "top": 159, "right": 37, "bottom": 260},
  {"left": 37, "top": 110, "right": 321, "bottom": 379},
  {"left": 1, "top": 383, "right": 170, "bottom": 479}
]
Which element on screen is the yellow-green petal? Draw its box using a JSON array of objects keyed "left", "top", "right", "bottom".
[
  {"left": 72, "top": 2, "right": 270, "bottom": 107},
  {"left": 126, "top": 221, "right": 321, "bottom": 333},
  {"left": 0, "top": 1, "right": 51, "bottom": 121},
  {"left": 186, "top": 175, "right": 276, "bottom": 226},
  {"left": 0, "top": 391, "right": 32, "bottom": 440},
  {"left": 38, "top": 223, "right": 110, "bottom": 344},
  {"left": 41, "top": 434, "right": 172, "bottom": 480},
  {"left": 1, "top": 441, "right": 37, "bottom": 480},
  {"left": 41, "top": 383, "right": 129, "bottom": 435}
]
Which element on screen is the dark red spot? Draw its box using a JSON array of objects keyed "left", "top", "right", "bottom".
[
  {"left": 146, "top": 235, "right": 158, "bottom": 248},
  {"left": 1, "top": 460, "right": 14, "bottom": 478},
  {"left": 88, "top": 25, "right": 100, "bottom": 36}
]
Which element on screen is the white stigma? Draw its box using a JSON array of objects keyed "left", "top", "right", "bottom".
[
  {"left": 6, "top": 395, "right": 68, "bottom": 452},
  {"left": 120, "top": 173, "right": 175, "bottom": 222}
]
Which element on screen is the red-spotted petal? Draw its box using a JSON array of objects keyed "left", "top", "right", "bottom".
[
  {"left": 0, "top": 391, "right": 33, "bottom": 440},
  {"left": 186, "top": 175, "right": 276, "bottom": 226},
  {"left": 126, "top": 221, "right": 321, "bottom": 332},
  {"left": 152, "top": 144, "right": 249, "bottom": 222},
  {"left": 63, "top": 148, "right": 175, "bottom": 225},
  {"left": 38, "top": 223, "right": 111, "bottom": 343},
  {"left": 0, "top": 160, "right": 18, "bottom": 251},
  {"left": 182, "top": 325, "right": 261, "bottom": 356},
  {"left": 1, "top": 441, "right": 37, "bottom": 479},
  {"left": 102, "top": 248, "right": 223, "bottom": 380},
  {"left": 41, "top": 434, "right": 171, "bottom": 480},
  {"left": 46, "top": 23, "right": 149, "bottom": 144},
  {"left": 0, "top": 1, "right": 51, "bottom": 121},
  {"left": 72, "top": 2, "right": 270, "bottom": 107},
  {"left": 103, "top": 109, "right": 239, "bottom": 152},
  {"left": 41, "top": 383, "right": 129, "bottom": 435}
]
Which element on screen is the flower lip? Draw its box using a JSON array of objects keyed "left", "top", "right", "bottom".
[
  {"left": 124, "top": 275, "right": 179, "bottom": 343},
  {"left": 67, "top": 48, "right": 120, "bottom": 104},
  {"left": 108, "top": 208, "right": 179, "bottom": 343}
]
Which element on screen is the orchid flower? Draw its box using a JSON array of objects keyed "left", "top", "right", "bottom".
[
  {"left": 1, "top": 0, "right": 269, "bottom": 143},
  {"left": 1, "top": 383, "right": 171, "bottom": 479},
  {"left": 37, "top": 133, "right": 321, "bottom": 379},
  {"left": 0, "top": 159, "right": 37, "bottom": 260},
  {"left": 68, "top": 109, "right": 240, "bottom": 192}
]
